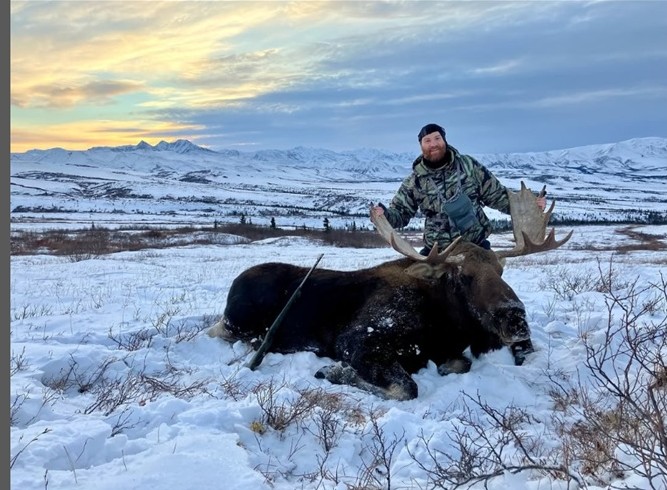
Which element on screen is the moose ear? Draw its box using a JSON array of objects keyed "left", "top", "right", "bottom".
[{"left": 404, "top": 262, "right": 449, "bottom": 280}]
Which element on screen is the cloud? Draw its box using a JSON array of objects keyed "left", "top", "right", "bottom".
[
  {"left": 527, "top": 86, "right": 667, "bottom": 109},
  {"left": 14, "top": 80, "right": 144, "bottom": 109},
  {"left": 10, "top": 0, "right": 667, "bottom": 153},
  {"left": 469, "top": 59, "right": 524, "bottom": 76},
  {"left": 11, "top": 117, "right": 203, "bottom": 152}
]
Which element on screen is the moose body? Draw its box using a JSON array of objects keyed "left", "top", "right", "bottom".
[
  {"left": 210, "top": 243, "right": 531, "bottom": 400},
  {"left": 209, "top": 182, "right": 572, "bottom": 400}
]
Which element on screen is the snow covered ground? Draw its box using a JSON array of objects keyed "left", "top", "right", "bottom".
[{"left": 10, "top": 223, "right": 667, "bottom": 489}]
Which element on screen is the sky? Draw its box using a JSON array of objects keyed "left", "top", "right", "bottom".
[
  {"left": 10, "top": 0, "right": 667, "bottom": 155},
  {"left": 10, "top": 222, "right": 667, "bottom": 490}
]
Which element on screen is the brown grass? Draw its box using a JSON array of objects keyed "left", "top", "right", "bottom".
[
  {"left": 11, "top": 223, "right": 667, "bottom": 259},
  {"left": 569, "top": 225, "right": 667, "bottom": 254},
  {"left": 10, "top": 223, "right": 388, "bottom": 257}
]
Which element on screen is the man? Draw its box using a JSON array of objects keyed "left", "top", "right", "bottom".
[{"left": 372, "top": 123, "right": 545, "bottom": 254}]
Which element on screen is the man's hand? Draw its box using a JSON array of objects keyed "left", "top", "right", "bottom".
[
  {"left": 370, "top": 202, "right": 386, "bottom": 220},
  {"left": 536, "top": 186, "right": 547, "bottom": 211},
  {"left": 371, "top": 205, "right": 385, "bottom": 218}
]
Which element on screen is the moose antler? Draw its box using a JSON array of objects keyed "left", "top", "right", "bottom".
[
  {"left": 370, "top": 206, "right": 461, "bottom": 262},
  {"left": 496, "top": 181, "right": 573, "bottom": 259}
]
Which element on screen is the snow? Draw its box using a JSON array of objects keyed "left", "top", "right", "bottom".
[
  {"left": 10, "top": 223, "right": 667, "bottom": 489},
  {"left": 10, "top": 138, "right": 667, "bottom": 488},
  {"left": 10, "top": 137, "right": 667, "bottom": 232}
]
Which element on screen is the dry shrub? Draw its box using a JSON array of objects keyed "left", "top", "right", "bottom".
[
  {"left": 252, "top": 379, "right": 361, "bottom": 434},
  {"left": 10, "top": 223, "right": 386, "bottom": 258},
  {"left": 549, "top": 269, "right": 667, "bottom": 488}
]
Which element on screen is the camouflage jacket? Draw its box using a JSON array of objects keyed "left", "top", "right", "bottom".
[{"left": 383, "top": 145, "right": 511, "bottom": 249}]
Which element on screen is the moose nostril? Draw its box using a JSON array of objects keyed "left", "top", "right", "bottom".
[{"left": 511, "top": 340, "right": 535, "bottom": 365}]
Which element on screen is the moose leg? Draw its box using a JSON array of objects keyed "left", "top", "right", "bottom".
[
  {"left": 437, "top": 356, "right": 472, "bottom": 376},
  {"left": 315, "top": 359, "right": 418, "bottom": 401}
]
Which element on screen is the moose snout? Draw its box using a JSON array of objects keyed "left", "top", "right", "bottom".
[{"left": 493, "top": 304, "right": 532, "bottom": 345}]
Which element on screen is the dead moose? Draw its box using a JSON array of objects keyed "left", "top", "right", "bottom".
[{"left": 209, "top": 183, "right": 573, "bottom": 400}]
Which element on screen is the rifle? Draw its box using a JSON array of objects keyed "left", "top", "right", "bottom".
[{"left": 246, "top": 253, "right": 324, "bottom": 370}]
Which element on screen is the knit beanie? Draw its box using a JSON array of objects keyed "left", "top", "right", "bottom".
[{"left": 418, "top": 123, "right": 446, "bottom": 143}]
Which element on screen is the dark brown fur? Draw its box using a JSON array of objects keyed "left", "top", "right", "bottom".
[{"left": 209, "top": 243, "right": 530, "bottom": 400}]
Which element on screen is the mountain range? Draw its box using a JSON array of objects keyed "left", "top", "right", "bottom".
[{"left": 10, "top": 137, "right": 667, "bottom": 230}]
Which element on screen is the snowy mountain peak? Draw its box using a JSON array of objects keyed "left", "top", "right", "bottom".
[
  {"left": 10, "top": 136, "right": 667, "bottom": 226},
  {"left": 154, "top": 139, "right": 213, "bottom": 154},
  {"left": 85, "top": 139, "right": 212, "bottom": 154}
]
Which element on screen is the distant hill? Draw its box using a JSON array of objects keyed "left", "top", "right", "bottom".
[{"left": 10, "top": 137, "right": 667, "bottom": 230}]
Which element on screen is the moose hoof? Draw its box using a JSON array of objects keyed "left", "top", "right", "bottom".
[
  {"left": 437, "top": 357, "right": 472, "bottom": 376},
  {"left": 511, "top": 340, "right": 535, "bottom": 366}
]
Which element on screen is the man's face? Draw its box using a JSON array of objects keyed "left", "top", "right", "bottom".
[{"left": 420, "top": 131, "right": 447, "bottom": 161}]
